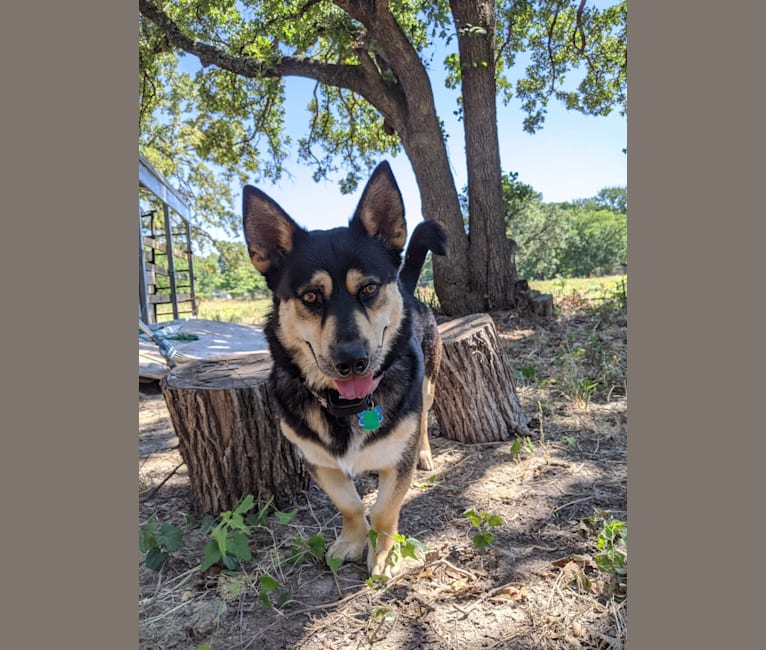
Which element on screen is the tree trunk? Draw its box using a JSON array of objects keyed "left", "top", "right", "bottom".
[
  {"left": 433, "top": 313, "right": 530, "bottom": 443},
  {"left": 450, "top": 0, "right": 530, "bottom": 312},
  {"left": 160, "top": 355, "right": 309, "bottom": 514}
]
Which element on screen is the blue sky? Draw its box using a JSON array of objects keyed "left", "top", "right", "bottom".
[
  {"left": 261, "top": 74, "right": 626, "bottom": 233},
  {"left": 175, "top": 1, "right": 626, "bottom": 237},
  {"left": 252, "top": 77, "right": 626, "bottom": 234}
]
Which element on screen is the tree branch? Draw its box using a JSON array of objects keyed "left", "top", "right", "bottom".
[{"left": 140, "top": 0, "right": 367, "bottom": 96}]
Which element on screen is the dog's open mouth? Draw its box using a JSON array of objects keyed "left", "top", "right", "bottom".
[{"left": 334, "top": 373, "right": 381, "bottom": 400}]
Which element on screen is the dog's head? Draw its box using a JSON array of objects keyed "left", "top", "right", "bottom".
[{"left": 243, "top": 162, "right": 408, "bottom": 398}]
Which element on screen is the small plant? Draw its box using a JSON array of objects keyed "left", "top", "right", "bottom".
[
  {"left": 514, "top": 365, "right": 537, "bottom": 384},
  {"left": 365, "top": 530, "right": 427, "bottom": 583},
  {"left": 139, "top": 517, "right": 185, "bottom": 572},
  {"left": 257, "top": 573, "right": 292, "bottom": 610},
  {"left": 287, "top": 532, "right": 327, "bottom": 566},
  {"left": 594, "top": 518, "right": 627, "bottom": 575},
  {"left": 414, "top": 474, "right": 439, "bottom": 490},
  {"left": 366, "top": 606, "right": 396, "bottom": 644},
  {"left": 199, "top": 494, "right": 257, "bottom": 573},
  {"left": 510, "top": 435, "right": 535, "bottom": 457},
  {"left": 579, "top": 510, "right": 627, "bottom": 597},
  {"left": 463, "top": 507, "right": 503, "bottom": 549},
  {"left": 561, "top": 435, "right": 578, "bottom": 449}
]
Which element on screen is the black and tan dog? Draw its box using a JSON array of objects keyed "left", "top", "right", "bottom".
[{"left": 242, "top": 162, "right": 447, "bottom": 578}]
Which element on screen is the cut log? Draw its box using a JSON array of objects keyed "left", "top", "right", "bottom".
[
  {"left": 160, "top": 355, "right": 309, "bottom": 514},
  {"left": 433, "top": 313, "right": 530, "bottom": 443}
]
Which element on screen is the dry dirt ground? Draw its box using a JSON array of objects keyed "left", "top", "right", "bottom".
[{"left": 139, "top": 297, "right": 627, "bottom": 649}]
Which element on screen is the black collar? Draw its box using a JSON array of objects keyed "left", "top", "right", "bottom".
[{"left": 319, "top": 390, "right": 373, "bottom": 418}]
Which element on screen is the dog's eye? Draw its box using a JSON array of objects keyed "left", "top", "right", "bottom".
[
  {"left": 360, "top": 283, "right": 379, "bottom": 298},
  {"left": 301, "top": 291, "right": 320, "bottom": 305}
]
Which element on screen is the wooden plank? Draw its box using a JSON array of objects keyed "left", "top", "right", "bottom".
[
  {"left": 149, "top": 293, "right": 192, "bottom": 305},
  {"left": 143, "top": 239, "right": 191, "bottom": 262},
  {"left": 144, "top": 262, "right": 168, "bottom": 276},
  {"left": 139, "top": 156, "right": 190, "bottom": 220}
]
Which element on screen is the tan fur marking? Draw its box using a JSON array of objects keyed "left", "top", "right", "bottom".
[
  {"left": 305, "top": 270, "right": 333, "bottom": 298},
  {"left": 352, "top": 282, "right": 403, "bottom": 371},
  {"left": 367, "top": 465, "right": 415, "bottom": 577},
  {"left": 416, "top": 376, "right": 436, "bottom": 470},
  {"left": 276, "top": 299, "right": 337, "bottom": 392},
  {"left": 344, "top": 269, "right": 368, "bottom": 295},
  {"left": 310, "top": 466, "right": 369, "bottom": 561}
]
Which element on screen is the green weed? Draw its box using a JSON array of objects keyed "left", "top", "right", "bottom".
[
  {"left": 464, "top": 507, "right": 503, "bottom": 549},
  {"left": 200, "top": 494, "right": 257, "bottom": 573},
  {"left": 510, "top": 435, "right": 535, "bottom": 458},
  {"left": 139, "top": 517, "right": 186, "bottom": 571}
]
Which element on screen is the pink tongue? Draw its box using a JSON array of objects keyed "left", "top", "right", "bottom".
[{"left": 334, "top": 373, "right": 374, "bottom": 400}]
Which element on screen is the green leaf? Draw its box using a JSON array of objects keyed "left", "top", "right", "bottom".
[
  {"left": 139, "top": 520, "right": 158, "bottom": 553},
  {"left": 233, "top": 494, "right": 255, "bottom": 516},
  {"left": 326, "top": 555, "right": 343, "bottom": 574},
  {"left": 274, "top": 509, "right": 298, "bottom": 525},
  {"left": 221, "top": 554, "right": 240, "bottom": 571},
  {"left": 247, "top": 498, "right": 273, "bottom": 527},
  {"left": 368, "top": 529, "right": 378, "bottom": 548},
  {"left": 463, "top": 508, "right": 481, "bottom": 528},
  {"left": 259, "top": 574, "right": 281, "bottom": 594},
  {"left": 145, "top": 546, "right": 169, "bottom": 572},
  {"left": 486, "top": 514, "right": 504, "bottom": 528},
  {"left": 276, "top": 591, "right": 292, "bottom": 608},
  {"left": 200, "top": 540, "right": 222, "bottom": 572},
  {"left": 228, "top": 531, "right": 252, "bottom": 562},
  {"left": 472, "top": 532, "right": 494, "bottom": 549},
  {"left": 211, "top": 525, "right": 228, "bottom": 557},
  {"left": 307, "top": 533, "right": 325, "bottom": 559},
  {"left": 258, "top": 592, "right": 272, "bottom": 610},
  {"left": 407, "top": 537, "right": 428, "bottom": 553},
  {"left": 156, "top": 523, "right": 185, "bottom": 552}
]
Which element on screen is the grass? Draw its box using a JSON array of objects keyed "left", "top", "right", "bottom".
[
  {"left": 529, "top": 274, "right": 626, "bottom": 305},
  {"left": 191, "top": 275, "right": 626, "bottom": 327},
  {"left": 196, "top": 295, "right": 272, "bottom": 326}
]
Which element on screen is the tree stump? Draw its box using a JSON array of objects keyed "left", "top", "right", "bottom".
[
  {"left": 433, "top": 313, "right": 530, "bottom": 443},
  {"left": 160, "top": 355, "right": 309, "bottom": 514}
]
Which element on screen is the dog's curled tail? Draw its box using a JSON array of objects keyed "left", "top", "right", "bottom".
[{"left": 399, "top": 220, "right": 448, "bottom": 295}]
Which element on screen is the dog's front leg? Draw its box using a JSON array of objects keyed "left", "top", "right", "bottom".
[
  {"left": 367, "top": 465, "right": 413, "bottom": 579},
  {"left": 310, "top": 465, "right": 370, "bottom": 562}
]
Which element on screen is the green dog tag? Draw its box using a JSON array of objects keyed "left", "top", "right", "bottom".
[{"left": 358, "top": 405, "right": 383, "bottom": 431}]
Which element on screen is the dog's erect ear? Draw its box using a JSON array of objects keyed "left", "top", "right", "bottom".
[
  {"left": 350, "top": 162, "right": 407, "bottom": 252},
  {"left": 242, "top": 186, "right": 304, "bottom": 274}
]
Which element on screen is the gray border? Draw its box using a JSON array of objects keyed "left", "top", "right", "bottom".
[
  {"left": 3, "top": 2, "right": 138, "bottom": 646},
  {"left": 629, "top": 1, "right": 763, "bottom": 646}
]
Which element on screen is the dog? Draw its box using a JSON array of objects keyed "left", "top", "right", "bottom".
[{"left": 242, "top": 161, "right": 447, "bottom": 578}]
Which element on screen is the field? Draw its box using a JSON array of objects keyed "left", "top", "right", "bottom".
[
  {"left": 140, "top": 276, "right": 627, "bottom": 649},
  {"left": 194, "top": 275, "right": 627, "bottom": 326}
]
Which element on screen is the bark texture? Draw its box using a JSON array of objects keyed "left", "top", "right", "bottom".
[
  {"left": 433, "top": 313, "right": 530, "bottom": 443},
  {"left": 161, "top": 355, "right": 309, "bottom": 514}
]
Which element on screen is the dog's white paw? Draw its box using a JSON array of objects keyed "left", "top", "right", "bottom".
[
  {"left": 417, "top": 449, "right": 434, "bottom": 471},
  {"left": 328, "top": 534, "right": 368, "bottom": 562}
]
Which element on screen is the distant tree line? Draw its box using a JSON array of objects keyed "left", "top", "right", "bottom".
[{"left": 497, "top": 174, "right": 626, "bottom": 280}]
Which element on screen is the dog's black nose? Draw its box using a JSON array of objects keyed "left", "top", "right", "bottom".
[{"left": 333, "top": 342, "right": 369, "bottom": 376}]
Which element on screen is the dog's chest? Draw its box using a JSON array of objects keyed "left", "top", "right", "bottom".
[{"left": 286, "top": 412, "right": 417, "bottom": 478}]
